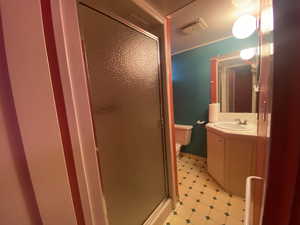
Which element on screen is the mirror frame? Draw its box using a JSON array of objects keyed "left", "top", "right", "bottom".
[{"left": 210, "top": 51, "right": 259, "bottom": 113}]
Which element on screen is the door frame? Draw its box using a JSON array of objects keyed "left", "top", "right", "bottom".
[
  {"left": 48, "top": 1, "right": 109, "bottom": 225},
  {"left": 46, "top": 0, "right": 300, "bottom": 224},
  {"left": 48, "top": 0, "right": 177, "bottom": 225},
  {"left": 260, "top": 0, "right": 300, "bottom": 224},
  {"left": 208, "top": 1, "right": 300, "bottom": 224}
]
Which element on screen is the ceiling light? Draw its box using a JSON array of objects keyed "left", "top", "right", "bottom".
[
  {"left": 232, "top": 15, "right": 257, "bottom": 39},
  {"left": 240, "top": 47, "right": 256, "bottom": 60}
]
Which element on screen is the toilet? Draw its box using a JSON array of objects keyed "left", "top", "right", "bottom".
[{"left": 174, "top": 124, "right": 193, "bottom": 156}]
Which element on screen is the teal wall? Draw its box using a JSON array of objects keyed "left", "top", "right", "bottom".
[{"left": 172, "top": 34, "right": 258, "bottom": 157}]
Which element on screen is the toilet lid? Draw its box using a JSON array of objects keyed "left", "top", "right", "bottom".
[{"left": 175, "top": 124, "right": 193, "bottom": 130}]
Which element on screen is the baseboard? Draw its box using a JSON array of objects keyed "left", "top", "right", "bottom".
[
  {"left": 143, "top": 198, "right": 173, "bottom": 225},
  {"left": 180, "top": 152, "right": 207, "bottom": 161}
]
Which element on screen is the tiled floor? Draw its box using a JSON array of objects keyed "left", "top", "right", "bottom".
[{"left": 164, "top": 154, "right": 245, "bottom": 225}]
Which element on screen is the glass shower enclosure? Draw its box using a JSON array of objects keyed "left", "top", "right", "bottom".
[{"left": 78, "top": 3, "right": 168, "bottom": 225}]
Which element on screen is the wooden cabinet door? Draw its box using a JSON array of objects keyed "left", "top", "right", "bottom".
[
  {"left": 207, "top": 131, "right": 225, "bottom": 186},
  {"left": 225, "top": 139, "right": 256, "bottom": 197}
]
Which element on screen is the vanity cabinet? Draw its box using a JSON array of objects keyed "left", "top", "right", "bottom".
[
  {"left": 207, "top": 129, "right": 256, "bottom": 197},
  {"left": 207, "top": 132, "right": 225, "bottom": 186}
]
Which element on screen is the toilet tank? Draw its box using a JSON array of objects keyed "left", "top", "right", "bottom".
[{"left": 175, "top": 124, "right": 193, "bottom": 145}]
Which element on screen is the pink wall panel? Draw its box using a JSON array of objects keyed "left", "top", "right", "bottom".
[
  {"left": 165, "top": 17, "right": 179, "bottom": 197},
  {"left": 0, "top": 0, "right": 78, "bottom": 224},
  {"left": 0, "top": 20, "right": 42, "bottom": 225},
  {"left": 50, "top": 1, "right": 108, "bottom": 225},
  {"left": 210, "top": 58, "right": 218, "bottom": 103}
]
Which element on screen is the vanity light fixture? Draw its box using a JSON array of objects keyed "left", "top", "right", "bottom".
[
  {"left": 232, "top": 15, "right": 257, "bottom": 39},
  {"left": 240, "top": 47, "right": 256, "bottom": 60}
]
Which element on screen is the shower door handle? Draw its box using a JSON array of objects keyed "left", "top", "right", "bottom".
[{"left": 244, "top": 176, "right": 264, "bottom": 225}]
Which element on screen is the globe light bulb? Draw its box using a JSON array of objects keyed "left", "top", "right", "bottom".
[
  {"left": 232, "top": 15, "right": 257, "bottom": 39},
  {"left": 240, "top": 47, "right": 256, "bottom": 60}
]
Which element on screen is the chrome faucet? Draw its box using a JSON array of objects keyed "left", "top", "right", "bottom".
[{"left": 235, "top": 119, "right": 248, "bottom": 125}]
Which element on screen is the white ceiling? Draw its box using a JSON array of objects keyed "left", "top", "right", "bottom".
[
  {"left": 80, "top": 0, "right": 258, "bottom": 54},
  {"left": 144, "top": 0, "right": 196, "bottom": 16},
  {"left": 170, "top": 0, "right": 241, "bottom": 54},
  {"left": 80, "top": 0, "right": 161, "bottom": 31}
]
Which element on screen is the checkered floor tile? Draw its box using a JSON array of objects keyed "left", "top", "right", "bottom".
[{"left": 164, "top": 154, "right": 245, "bottom": 225}]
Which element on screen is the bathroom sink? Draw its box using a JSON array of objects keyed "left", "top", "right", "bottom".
[{"left": 214, "top": 122, "right": 252, "bottom": 131}]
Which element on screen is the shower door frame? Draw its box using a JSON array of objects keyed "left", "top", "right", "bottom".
[
  {"left": 49, "top": 1, "right": 178, "bottom": 225},
  {"left": 78, "top": 1, "right": 170, "bottom": 223}
]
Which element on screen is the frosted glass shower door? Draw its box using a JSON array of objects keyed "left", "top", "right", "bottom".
[{"left": 78, "top": 3, "right": 167, "bottom": 225}]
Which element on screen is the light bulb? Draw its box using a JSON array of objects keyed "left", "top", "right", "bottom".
[
  {"left": 232, "top": 15, "right": 257, "bottom": 39},
  {"left": 240, "top": 48, "right": 256, "bottom": 60}
]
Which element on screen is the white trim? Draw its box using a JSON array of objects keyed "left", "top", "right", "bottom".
[
  {"left": 162, "top": 19, "right": 180, "bottom": 208},
  {"left": 131, "top": 0, "right": 166, "bottom": 24},
  {"left": 245, "top": 176, "right": 264, "bottom": 225},
  {"left": 172, "top": 35, "right": 234, "bottom": 56},
  {"left": 143, "top": 199, "right": 173, "bottom": 225},
  {"left": 217, "top": 55, "right": 241, "bottom": 62}
]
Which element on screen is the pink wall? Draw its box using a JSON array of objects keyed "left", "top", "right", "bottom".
[
  {"left": 0, "top": 21, "right": 41, "bottom": 224},
  {"left": 0, "top": 0, "right": 79, "bottom": 224},
  {"left": 210, "top": 58, "right": 218, "bottom": 103}
]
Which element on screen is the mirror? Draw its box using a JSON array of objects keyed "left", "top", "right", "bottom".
[{"left": 218, "top": 52, "right": 259, "bottom": 113}]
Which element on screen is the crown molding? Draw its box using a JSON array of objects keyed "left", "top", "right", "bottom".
[
  {"left": 131, "top": 0, "right": 165, "bottom": 24},
  {"left": 172, "top": 35, "right": 234, "bottom": 56}
]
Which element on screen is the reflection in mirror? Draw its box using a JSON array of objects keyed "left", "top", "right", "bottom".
[{"left": 218, "top": 53, "right": 258, "bottom": 113}]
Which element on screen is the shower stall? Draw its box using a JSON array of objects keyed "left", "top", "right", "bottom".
[{"left": 76, "top": 2, "right": 171, "bottom": 225}]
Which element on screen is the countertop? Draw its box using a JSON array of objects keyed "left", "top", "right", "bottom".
[{"left": 206, "top": 122, "right": 257, "bottom": 138}]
